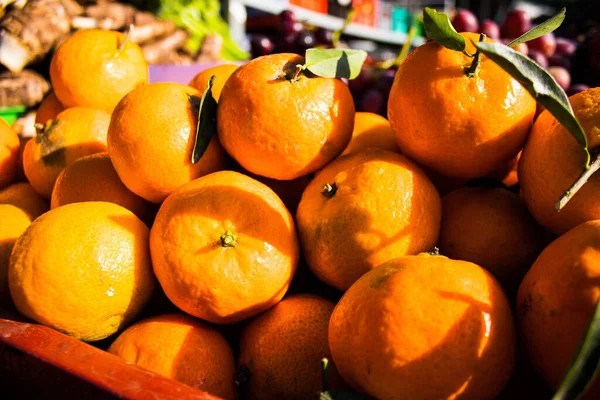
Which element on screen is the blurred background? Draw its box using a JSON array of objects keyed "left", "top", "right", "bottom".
[{"left": 1, "top": 0, "right": 598, "bottom": 130}]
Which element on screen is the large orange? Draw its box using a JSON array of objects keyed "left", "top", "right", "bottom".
[
  {"left": 23, "top": 107, "right": 111, "bottom": 199},
  {"left": 238, "top": 294, "right": 347, "bottom": 399},
  {"left": 34, "top": 92, "right": 64, "bottom": 126},
  {"left": 188, "top": 63, "right": 239, "bottom": 101},
  {"left": 296, "top": 148, "right": 441, "bottom": 291},
  {"left": 0, "top": 118, "right": 20, "bottom": 189},
  {"left": 150, "top": 170, "right": 299, "bottom": 324},
  {"left": 9, "top": 201, "right": 156, "bottom": 341},
  {"left": 438, "top": 186, "right": 548, "bottom": 292},
  {"left": 108, "top": 313, "right": 237, "bottom": 399},
  {"left": 107, "top": 82, "right": 227, "bottom": 204},
  {"left": 217, "top": 53, "right": 354, "bottom": 180},
  {"left": 341, "top": 111, "right": 399, "bottom": 156},
  {"left": 388, "top": 33, "right": 536, "bottom": 179},
  {"left": 329, "top": 254, "right": 517, "bottom": 400},
  {"left": 517, "top": 220, "right": 600, "bottom": 398},
  {"left": 518, "top": 87, "right": 600, "bottom": 235},
  {"left": 51, "top": 152, "right": 151, "bottom": 222},
  {"left": 50, "top": 29, "right": 148, "bottom": 113},
  {"left": 0, "top": 205, "right": 31, "bottom": 304},
  {"left": 0, "top": 182, "right": 49, "bottom": 220}
]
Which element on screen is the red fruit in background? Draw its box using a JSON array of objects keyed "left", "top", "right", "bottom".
[
  {"left": 348, "top": 67, "right": 375, "bottom": 94},
  {"left": 528, "top": 33, "right": 556, "bottom": 58},
  {"left": 528, "top": 49, "right": 548, "bottom": 68},
  {"left": 548, "top": 66, "right": 571, "bottom": 90},
  {"left": 360, "top": 89, "right": 385, "bottom": 116},
  {"left": 278, "top": 10, "right": 303, "bottom": 35},
  {"left": 250, "top": 35, "right": 275, "bottom": 58},
  {"left": 481, "top": 19, "right": 500, "bottom": 40},
  {"left": 501, "top": 9, "right": 531, "bottom": 39},
  {"left": 548, "top": 54, "right": 571, "bottom": 70},
  {"left": 376, "top": 69, "right": 396, "bottom": 98},
  {"left": 555, "top": 37, "right": 577, "bottom": 57},
  {"left": 566, "top": 84, "right": 590, "bottom": 96},
  {"left": 315, "top": 28, "right": 333, "bottom": 46},
  {"left": 294, "top": 31, "right": 316, "bottom": 52},
  {"left": 451, "top": 9, "right": 479, "bottom": 33}
]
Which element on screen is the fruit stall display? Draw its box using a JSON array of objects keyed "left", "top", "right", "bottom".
[{"left": 1, "top": 1, "right": 600, "bottom": 400}]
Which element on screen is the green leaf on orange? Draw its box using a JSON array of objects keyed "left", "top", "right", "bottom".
[
  {"left": 422, "top": 7, "right": 470, "bottom": 55},
  {"left": 191, "top": 74, "right": 217, "bottom": 164},
  {"left": 473, "top": 41, "right": 590, "bottom": 167},
  {"left": 552, "top": 299, "right": 600, "bottom": 400},
  {"left": 507, "top": 7, "right": 566, "bottom": 47},
  {"left": 304, "top": 48, "right": 368, "bottom": 80}
]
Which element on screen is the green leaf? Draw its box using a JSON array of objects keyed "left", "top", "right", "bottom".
[
  {"left": 320, "top": 391, "right": 372, "bottom": 400},
  {"left": 552, "top": 299, "right": 600, "bottom": 400},
  {"left": 473, "top": 41, "right": 590, "bottom": 167},
  {"left": 191, "top": 75, "right": 217, "bottom": 164},
  {"left": 507, "top": 7, "right": 566, "bottom": 46},
  {"left": 422, "top": 7, "right": 469, "bottom": 55},
  {"left": 304, "top": 48, "right": 368, "bottom": 80}
]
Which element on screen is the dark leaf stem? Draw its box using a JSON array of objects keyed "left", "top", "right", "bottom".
[
  {"left": 556, "top": 149, "right": 600, "bottom": 212},
  {"left": 465, "top": 33, "right": 486, "bottom": 77}
]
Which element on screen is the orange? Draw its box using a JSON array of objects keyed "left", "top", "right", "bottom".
[
  {"left": 486, "top": 151, "right": 521, "bottom": 188},
  {"left": 188, "top": 63, "right": 239, "bottom": 101},
  {"left": 296, "top": 148, "right": 441, "bottom": 291},
  {"left": 50, "top": 29, "right": 148, "bottom": 113},
  {"left": 518, "top": 87, "right": 600, "bottom": 235},
  {"left": 108, "top": 313, "right": 237, "bottom": 399},
  {"left": 217, "top": 53, "right": 354, "bottom": 180},
  {"left": 150, "top": 170, "right": 299, "bottom": 324},
  {"left": 9, "top": 201, "right": 156, "bottom": 341},
  {"left": 388, "top": 33, "right": 536, "bottom": 179},
  {"left": 238, "top": 294, "right": 347, "bottom": 399},
  {"left": 23, "top": 107, "right": 111, "bottom": 199},
  {"left": 517, "top": 220, "right": 600, "bottom": 398},
  {"left": 34, "top": 92, "right": 64, "bottom": 126},
  {"left": 438, "top": 186, "right": 549, "bottom": 292},
  {"left": 341, "top": 111, "right": 399, "bottom": 156},
  {"left": 107, "top": 82, "right": 227, "bottom": 204},
  {"left": 0, "top": 182, "right": 49, "bottom": 220},
  {"left": 0, "top": 118, "right": 20, "bottom": 189},
  {"left": 0, "top": 205, "right": 31, "bottom": 304},
  {"left": 329, "top": 254, "right": 517, "bottom": 400},
  {"left": 51, "top": 152, "right": 151, "bottom": 222}
]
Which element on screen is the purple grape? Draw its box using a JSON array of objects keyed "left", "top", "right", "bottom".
[
  {"left": 555, "top": 37, "right": 577, "bottom": 57},
  {"left": 294, "top": 31, "right": 316, "bottom": 52},
  {"left": 566, "top": 84, "right": 590, "bottom": 96},
  {"left": 276, "top": 33, "right": 299, "bottom": 53},
  {"left": 527, "top": 49, "right": 548, "bottom": 69},
  {"left": 250, "top": 35, "right": 275, "bottom": 58},
  {"left": 279, "top": 10, "right": 296, "bottom": 25},
  {"left": 315, "top": 28, "right": 333, "bottom": 45},
  {"left": 376, "top": 69, "right": 396, "bottom": 98},
  {"left": 548, "top": 54, "right": 571, "bottom": 70},
  {"left": 348, "top": 67, "right": 374, "bottom": 95},
  {"left": 360, "top": 89, "right": 385, "bottom": 115}
]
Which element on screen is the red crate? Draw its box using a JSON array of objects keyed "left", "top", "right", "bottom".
[
  {"left": 0, "top": 307, "right": 222, "bottom": 399},
  {"left": 290, "top": 0, "right": 328, "bottom": 14}
]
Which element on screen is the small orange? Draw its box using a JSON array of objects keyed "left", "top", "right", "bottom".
[
  {"left": 150, "top": 170, "right": 300, "bottom": 324},
  {"left": 296, "top": 148, "right": 441, "bottom": 291},
  {"left": 217, "top": 53, "right": 355, "bottom": 180},
  {"left": 34, "top": 92, "right": 65, "bottom": 126},
  {"left": 0, "top": 118, "right": 20, "bottom": 189},
  {"left": 438, "top": 186, "right": 548, "bottom": 292},
  {"left": 341, "top": 111, "right": 399, "bottom": 156},
  {"left": 23, "top": 107, "right": 111, "bottom": 199},
  {"left": 518, "top": 87, "right": 600, "bottom": 235},
  {"left": 238, "top": 294, "right": 347, "bottom": 399},
  {"left": 51, "top": 152, "right": 151, "bottom": 222},
  {"left": 188, "top": 63, "right": 239, "bottom": 101},
  {"left": 107, "top": 82, "right": 227, "bottom": 203},
  {"left": 329, "top": 254, "right": 517, "bottom": 400},
  {"left": 50, "top": 29, "right": 148, "bottom": 113},
  {"left": 388, "top": 33, "right": 536, "bottom": 179},
  {"left": 108, "top": 313, "right": 237, "bottom": 399},
  {"left": 517, "top": 220, "right": 600, "bottom": 398},
  {"left": 0, "top": 182, "right": 49, "bottom": 220},
  {"left": 9, "top": 201, "right": 156, "bottom": 341},
  {"left": 0, "top": 205, "right": 32, "bottom": 304}
]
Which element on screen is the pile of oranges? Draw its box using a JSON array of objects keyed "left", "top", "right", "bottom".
[{"left": 1, "top": 27, "right": 599, "bottom": 400}]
